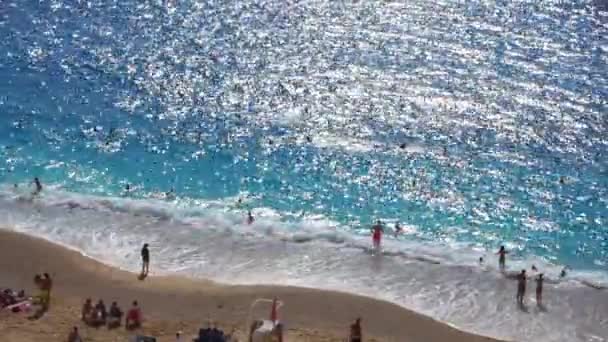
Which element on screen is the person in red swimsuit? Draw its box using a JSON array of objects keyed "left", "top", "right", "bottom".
[
  {"left": 371, "top": 220, "right": 384, "bottom": 251},
  {"left": 126, "top": 301, "right": 142, "bottom": 330}
]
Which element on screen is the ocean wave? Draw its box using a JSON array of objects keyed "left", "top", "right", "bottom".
[{"left": 0, "top": 186, "right": 606, "bottom": 341}]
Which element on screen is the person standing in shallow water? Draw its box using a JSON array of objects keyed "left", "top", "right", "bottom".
[
  {"left": 141, "top": 244, "right": 150, "bottom": 276},
  {"left": 516, "top": 269, "right": 527, "bottom": 305},
  {"left": 33, "top": 177, "right": 43, "bottom": 195},
  {"left": 371, "top": 220, "right": 384, "bottom": 252},
  {"left": 496, "top": 245, "right": 508, "bottom": 270},
  {"left": 247, "top": 210, "right": 254, "bottom": 225},
  {"left": 393, "top": 222, "right": 403, "bottom": 238},
  {"left": 536, "top": 273, "right": 544, "bottom": 306}
]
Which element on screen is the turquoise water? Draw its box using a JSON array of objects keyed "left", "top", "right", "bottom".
[{"left": 1, "top": 1, "right": 607, "bottom": 340}]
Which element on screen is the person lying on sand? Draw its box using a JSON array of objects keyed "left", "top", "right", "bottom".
[{"left": 126, "top": 301, "right": 142, "bottom": 330}]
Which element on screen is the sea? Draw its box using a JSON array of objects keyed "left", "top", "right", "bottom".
[{"left": 0, "top": 0, "right": 607, "bottom": 341}]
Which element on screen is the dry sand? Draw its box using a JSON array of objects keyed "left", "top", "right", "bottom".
[{"left": 0, "top": 229, "right": 501, "bottom": 342}]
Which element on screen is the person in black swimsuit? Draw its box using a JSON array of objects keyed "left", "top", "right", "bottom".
[
  {"left": 516, "top": 270, "right": 527, "bottom": 305},
  {"left": 141, "top": 244, "right": 150, "bottom": 276}
]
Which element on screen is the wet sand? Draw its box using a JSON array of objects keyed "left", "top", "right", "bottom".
[{"left": 0, "top": 229, "right": 501, "bottom": 341}]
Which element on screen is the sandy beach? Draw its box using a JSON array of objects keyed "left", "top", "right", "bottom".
[{"left": 0, "top": 229, "right": 501, "bottom": 342}]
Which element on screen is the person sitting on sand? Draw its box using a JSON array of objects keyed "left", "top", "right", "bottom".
[
  {"left": 67, "top": 326, "right": 82, "bottom": 342},
  {"left": 81, "top": 298, "right": 93, "bottom": 323},
  {"left": 350, "top": 317, "right": 362, "bottom": 342},
  {"left": 516, "top": 270, "right": 527, "bottom": 305},
  {"left": 536, "top": 274, "right": 544, "bottom": 306},
  {"left": 496, "top": 246, "right": 508, "bottom": 270},
  {"left": 126, "top": 301, "right": 142, "bottom": 330},
  {"left": 33, "top": 274, "right": 49, "bottom": 310},
  {"left": 93, "top": 300, "right": 107, "bottom": 326},
  {"left": 108, "top": 301, "right": 123, "bottom": 329}
]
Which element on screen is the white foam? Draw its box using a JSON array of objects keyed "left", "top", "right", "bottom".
[{"left": 0, "top": 187, "right": 606, "bottom": 342}]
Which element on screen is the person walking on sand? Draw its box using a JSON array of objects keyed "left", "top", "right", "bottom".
[
  {"left": 496, "top": 245, "right": 508, "bottom": 270},
  {"left": 516, "top": 269, "right": 527, "bottom": 305},
  {"left": 141, "top": 244, "right": 150, "bottom": 276},
  {"left": 536, "top": 273, "right": 544, "bottom": 306},
  {"left": 371, "top": 220, "right": 384, "bottom": 252}
]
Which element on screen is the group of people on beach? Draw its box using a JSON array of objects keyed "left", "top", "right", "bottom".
[
  {"left": 370, "top": 220, "right": 559, "bottom": 308},
  {"left": 81, "top": 298, "right": 143, "bottom": 330},
  {"left": 24, "top": 176, "right": 560, "bottom": 315},
  {"left": 496, "top": 245, "right": 551, "bottom": 308}
]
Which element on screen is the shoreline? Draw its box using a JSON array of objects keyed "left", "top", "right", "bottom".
[{"left": 0, "top": 228, "right": 502, "bottom": 341}]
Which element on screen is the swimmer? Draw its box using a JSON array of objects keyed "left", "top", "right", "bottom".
[
  {"left": 536, "top": 274, "right": 544, "bottom": 306},
  {"left": 394, "top": 222, "right": 403, "bottom": 237},
  {"left": 496, "top": 246, "right": 509, "bottom": 271},
  {"left": 517, "top": 269, "right": 527, "bottom": 305},
  {"left": 560, "top": 266, "right": 568, "bottom": 278},
  {"left": 32, "top": 177, "right": 42, "bottom": 195},
  {"left": 247, "top": 210, "right": 254, "bottom": 225},
  {"left": 165, "top": 188, "right": 175, "bottom": 200},
  {"left": 122, "top": 184, "right": 132, "bottom": 197},
  {"left": 531, "top": 265, "right": 538, "bottom": 272},
  {"left": 371, "top": 220, "right": 384, "bottom": 251}
]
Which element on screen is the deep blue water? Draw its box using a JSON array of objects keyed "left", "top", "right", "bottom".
[{"left": 1, "top": 1, "right": 608, "bottom": 340}]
